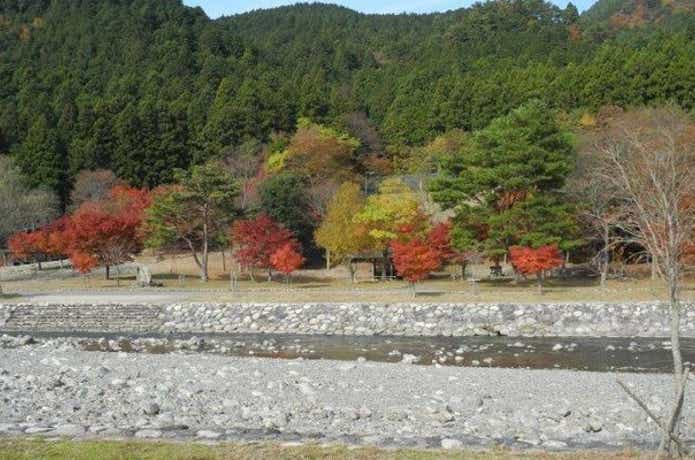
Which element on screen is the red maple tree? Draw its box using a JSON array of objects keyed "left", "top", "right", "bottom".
[
  {"left": 427, "top": 221, "right": 481, "bottom": 279},
  {"left": 69, "top": 251, "right": 98, "bottom": 274},
  {"left": 391, "top": 237, "right": 443, "bottom": 295},
  {"left": 230, "top": 213, "right": 299, "bottom": 281},
  {"left": 8, "top": 217, "right": 70, "bottom": 269},
  {"left": 509, "top": 245, "right": 564, "bottom": 293},
  {"left": 63, "top": 186, "right": 151, "bottom": 283},
  {"left": 428, "top": 222, "right": 456, "bottom": 260},
  {"left": 270, "top": 243, "right": 305, "bottom": 284},
  {"left": 8, "top": 231, "right": 43, "bottom": 263}
]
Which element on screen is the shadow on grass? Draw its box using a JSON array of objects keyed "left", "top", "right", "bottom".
[
  {"left": 477, "top": 277, "right": 602, "bottom": 290},
  {"left": 0, "top": 293, "right": 21, "bottom": 300},
  {"left": 414, "top": 291, "right": 445, "bottom": 298}
]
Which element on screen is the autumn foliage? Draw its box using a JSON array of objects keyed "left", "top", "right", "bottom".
[
  {"left": 391, "top": 237, "right": 443, "bottom": 284},
  {"left": 509, "top": 245, "right": 564, "bottom": 276},
  {"left": 8, "top": 230, "right": 46, "bottom": 261},
  {"left": 8, "top": 185, "right": 151, "bottom": 278},
  {"left": 509, "top": 244, "right": 563, "bottom": 292},
  {"left": 230, "top": 213, "right": 299, "bottom": 280},
  {"left": 64, "top": 185, "right": 151, "bottom": 275},
  {"left": 8, "top": 217, "right": 69, "bottom": 265},
  {"left": 270, "top": 243, "right": 305, "bottom": 277},
  {"left": 427, "top": 222, "right": 456, "bottom": 260}
]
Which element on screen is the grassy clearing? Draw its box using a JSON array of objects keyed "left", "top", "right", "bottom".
[
  {"left": 0, "top": 439, "right": 650, "bottom": 460},
  {"left": 3, "top": 251, "right": 693, "bottom": 304},
  {"left": 4, "top": 275, "right": 688, "bottom": 304}
]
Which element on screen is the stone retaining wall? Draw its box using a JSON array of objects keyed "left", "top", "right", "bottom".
[
  {"left": 0, "top": 304, "right": 163, "bottom": 333},
  {"left": 1, "top": 302, "right": 694, "bottom": 337}
]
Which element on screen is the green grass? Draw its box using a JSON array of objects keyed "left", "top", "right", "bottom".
[{"left": 0, "top": 439, "right": 649, "bottom": 460}]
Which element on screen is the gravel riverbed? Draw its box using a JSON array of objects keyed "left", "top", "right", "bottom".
[{"left": 0, "top": 345, "right": 694, "bottom": 450}]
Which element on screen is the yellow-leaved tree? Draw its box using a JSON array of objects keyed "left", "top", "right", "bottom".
[
  {"left": 355, "top": 178, "right": 421, "bottom": 279},
  {"left": 314, "top": 182, "right": 372, "bottom": 280}
]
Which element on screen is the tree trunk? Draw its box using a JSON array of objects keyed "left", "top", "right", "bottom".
[
  {"left": 105, "top": 265, "right": 110, "bottom": 280},
  {"left": 600, "top": 227, "right": 610, "bottom": 288},
  {"left": 657, "top": 269, "right": 686, "bottom": 456},
  {"left": 651, "top": 256, "right": 658, "bottom": 281},
  {"left": 221, "top": 250, "right": 226, "bottom": 272},
  {"left": 382, "top": 250, "right": 389, "bottom": 280},
  {"left": 600, "top": 267, "right": 608, "bottom": 288},
  {"left": 267, "top": 268, "right": 272, "bottom": 282},
  {"left": 536, "top": 272, "right": 543, "bottom": 295},
  {"left": 186, "top": 239, "right": 205, "bottom": 283},
  {"left": 347, "top": 261, "right": 356, "bottom": 283},
  {"left": 668, "top": 274, "right": 684, "bottom": 393},
  {"left": 230, "top": 261, "right": 241, "bottom": 291},
  {"left": 115, "top": 264, "right": 120, "bottom": 287},
  {"left": 460, "top": 262, "right": 467, "bottom": 280},
  {"left": 410, "top": 282, "right": 416, "bottom": 298},
  {"left": 201, "top": 218, "right": 209, "bottom": 283},
  {"left": 326, "top": 249, "right": 331, "bottom": 270}
]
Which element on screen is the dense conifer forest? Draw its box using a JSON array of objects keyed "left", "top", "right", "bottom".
[{"left": 1, "top": 0, "right": 695, "bottom": 202}]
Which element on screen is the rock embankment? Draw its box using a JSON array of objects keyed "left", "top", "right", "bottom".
[
  {"left": 0, "top": 345, "right": 693, "bottom": 450},
  {"left": 161, "top": 302, "right": 695, "bottom": 337},
  {"left": 1, "top": 302, "right": 694, "bottom": 337}
]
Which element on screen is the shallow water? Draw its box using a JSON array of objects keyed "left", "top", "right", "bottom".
[{"left": 4, "top": 330, "right": 694, "bottom": 374}]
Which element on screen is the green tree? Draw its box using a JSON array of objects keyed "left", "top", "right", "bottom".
[
  {"left": 14, "top": 115, "right": 68, "bottom": 205},
  {"left": 258, "top": 172, "right": 316, "bottom": 256},
  {"left": 431, "top": 101, "right": 578, "bottom": 262},
  {"left": 145, "top": 161, "right": 239, "bottom": 282}
]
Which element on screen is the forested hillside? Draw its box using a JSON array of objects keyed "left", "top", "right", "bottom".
[{"left": 1, "top": 0, "right": 695, "bottom": 204}]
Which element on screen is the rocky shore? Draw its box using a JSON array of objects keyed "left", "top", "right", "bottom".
[
  {"left": 0, "top": 343, "right": 693, "bottom": 450},
  {"left": 2, "top": 301, "right": 695, "bottom": 337}
]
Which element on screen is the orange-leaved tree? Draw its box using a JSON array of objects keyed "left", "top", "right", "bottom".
[
  {"left": 8, "top": 230, "right": 44, "bottom": 266},
  {"left": 509, "top": 245, "right": 563, "bottom": 294},
  {"left": 391, "top": 237, "right": 443, "bottom": 297},
  {"left": 8, "top": 217, "right": 70, "bottom": 269},
  {"left": 270, "top": 243, "right": 305, "bottom": 285},
  {"left": 231, "top": 213, "right": 298, "bottom": 282},
  {"left": 64, "top": 185, "right": 151, "bottom": 285}
]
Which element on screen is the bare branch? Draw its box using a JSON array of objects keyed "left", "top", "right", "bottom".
[{"left": 616, "top": 379, "right": 689, "bottom": 456}]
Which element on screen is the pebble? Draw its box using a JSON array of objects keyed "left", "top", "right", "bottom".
[
  {"left": 441, "top": 438, "right": 463, "bottom": 449},
  {"left": 196, "top": 430, "right": 222, "bottom": 439}
]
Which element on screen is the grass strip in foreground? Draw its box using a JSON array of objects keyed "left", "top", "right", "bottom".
[{"left": 0, "top": 438, "right": 649, "bottom": 460}]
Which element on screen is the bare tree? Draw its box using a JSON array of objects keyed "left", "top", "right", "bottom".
[
  {"left": 568, "top": 148, "right": 624, "bottom": 286},
  {"left": 592, "top": 107, "right": 694, "bottom": 458},
  {"left": 222, "top": 140, "right": 264, "bottom": 212},
  {"left": 69, "top": 169, "right": 122, "bottom": 211},
  {"left": 0, "top": 156, "right": 59, "bottom": 246}
]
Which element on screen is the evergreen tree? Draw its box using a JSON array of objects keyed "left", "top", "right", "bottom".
[
  {"left": 14, "top": 115, "right": 68, "bottom": 204},
  {"left": 258, "top": 172, "right": 317, "bottom": 258},
  {"left": 431, "top": 101, "right": 578, "bottom": 261},
  {"left": 145, "top": 161, "right": 239, "bottom": 282}
]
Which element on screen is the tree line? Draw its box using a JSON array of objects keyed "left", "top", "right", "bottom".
[
  {"left": 2, "top": 101, "right": 692, "bottom": 292},
  {"left": 2, "top": 0, "right": 695, "bottom": 206}
]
